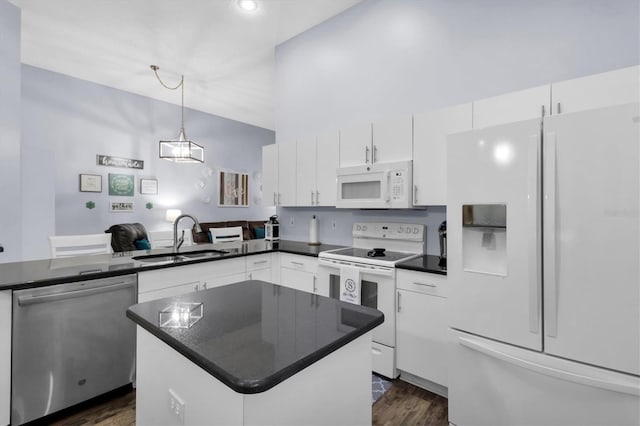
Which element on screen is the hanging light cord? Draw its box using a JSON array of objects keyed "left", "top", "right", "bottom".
[{"left": 151, "top": 65, "right": 185, "bottom": 131}]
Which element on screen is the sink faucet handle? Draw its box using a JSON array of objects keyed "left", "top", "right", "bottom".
[{"left": 177, "top": 230, "right": 185, "bottom": 250}]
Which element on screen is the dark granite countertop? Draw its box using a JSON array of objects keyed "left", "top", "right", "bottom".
[
  {"left": 0, "top": 240, "right": 345, "bottom": 290},
  {"left": 396, "top": 254, "right": 447, "bottom": 275},
  {"left": 127, "top": 280, "right": 384, "bottom": 394}
]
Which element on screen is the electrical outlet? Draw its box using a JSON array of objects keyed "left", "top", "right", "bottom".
[
  {"left": 289, "top": 217, "right": 294, "bottom": 226},
  {"left": 332, "top": 221, "right": 336, "bottom": 230},
  {"left": 168, "top": 389, "right": 185, "bottom": 425}
]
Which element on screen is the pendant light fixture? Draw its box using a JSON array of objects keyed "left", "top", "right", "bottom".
[{"left": 151, "top": 65, "right": 204, "bottom": 163}]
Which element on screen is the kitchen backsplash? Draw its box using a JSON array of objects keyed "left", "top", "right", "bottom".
[{"left": 276, "top": 206, "right": 445, "bottom": 255}]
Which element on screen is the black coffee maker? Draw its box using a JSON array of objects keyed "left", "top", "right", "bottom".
[{"left": 438, "top": 221, "right": 447, "bottom": 268}]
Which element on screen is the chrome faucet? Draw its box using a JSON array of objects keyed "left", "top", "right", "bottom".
[{"left": 173, "top": 214, "right": 202, "bottom": 252}]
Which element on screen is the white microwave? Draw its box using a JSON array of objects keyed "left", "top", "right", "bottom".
[{"left": 336, "top": 160, "right": 413, "bottom": 209}]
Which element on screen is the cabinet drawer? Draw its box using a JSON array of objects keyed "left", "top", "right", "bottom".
[
  {"left": 246, "top": 253, "right": 271, "bottom": 271},
  {"left": 397, "top": 269, "right": 447, "bottom": 298},
  {"left": 279, "top": 253, "right": 318, "bottom": 274}
]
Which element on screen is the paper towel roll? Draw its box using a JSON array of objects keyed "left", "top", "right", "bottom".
[{"left": 309, "top": 215, "right": 320, "bottom": 245}]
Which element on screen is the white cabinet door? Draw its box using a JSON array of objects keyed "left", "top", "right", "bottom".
[
  {"left": 138, "top": 281, "right": 200, "bottom": 303},
  {"left": 339, "top": 123, "right": 372, "bottom": 167},
  {"left": 262, "top": 144, "right": 278, "bottom": 206},
  {"left": 372, "top": 114, "right": 413, "bottom": 164},
  {"left": 296, "top": 137, "right": 317, "bottom": 206},
  {"left": 316, "top": 130, "right": 339, "bottom": 206},
  {"left": 280, "top": 267, "right": 316, "bottom": 293},
  {"left": 277, "top": 142, "right": 297, "bottom": 206},
  {"left": 247, "top": 268, "right": 272, "bottom": 282},
  {"left": 473, "top": 85, "right": 550, "bottom": 128},
  {"left": 413, "top": 103, "right": 472, "bottom": 206},
  {"left": 0, "top": 291, "right": 10, "bottom": 426},
  {"left": 551, "top": 66, "right": 639, "bottom": 115},
  {"left": 396, "top": 288, "right": 448, "bottom": 387},
  {"left": 543, "top": 103, "right": 640, "bottom": 375}
]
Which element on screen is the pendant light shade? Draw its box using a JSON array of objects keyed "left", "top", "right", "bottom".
[
  {"left": 151, "top": 65, "right": 204, "bottom": 163},
  {"left": 159, "top": 129, "right": 204, "bottom": 163}
]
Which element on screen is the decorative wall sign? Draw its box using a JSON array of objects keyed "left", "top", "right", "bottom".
[
  {"left": 219, "top": 170, "right": 249, "bottom": 207},
  {"left": 140, "top": 178, "right": 158, "bottom": 195},
  {"left": 108, "top": 173, "right": 134, "bottom": 196},
  {"left": 85, "top": 201, "right": 96, "bottom": 209},
  {"left": 97, "top": 155, "right": 144, "bottom": 169},
  {"left": 79, "top": 174, "right": 102, "bottom": 192},
  {"left": 110, "top": 201, "right": 134, "bottom": 212}
]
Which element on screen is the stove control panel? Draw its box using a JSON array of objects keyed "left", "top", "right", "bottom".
[{"left": 352, "top": 222, "right": 425, "bottom": 241}]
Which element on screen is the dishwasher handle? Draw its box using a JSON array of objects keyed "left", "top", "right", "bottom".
[{"left": 17, "top": 280, "right": 136, "bottom": 306}]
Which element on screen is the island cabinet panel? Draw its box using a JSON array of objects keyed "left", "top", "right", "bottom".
[
  {"left": 135, "top": 327, "right": 373, "bottom": 426},
  {"left": 396, "top": 270, "right": 448, "bottom": 392},
  {"left": 0, "top": 291, "right": 10, "bottom": 426},
  {"left": 137, "top": 258, "right": 247, "bottom": 302},
  {"left": 136, "top": 328, "right": 244, "bottom": 426}
]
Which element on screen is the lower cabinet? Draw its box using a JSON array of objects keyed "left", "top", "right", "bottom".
[
  {"left": 279, "top": 253, "right": 322, "bottom": 295},
  {"left": 137, "top": 258, "right": 247, "bottom": 303},
  {"left": 0, "top": 291, "right": 10, "bottom": 426},
  {"left": 246, "top": 253, "right": 274, "bottom": 283},
  {"left": 396, "top": 269, "right": 448, "bottom": 390}
]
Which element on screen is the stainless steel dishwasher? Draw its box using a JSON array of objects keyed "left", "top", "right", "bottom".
[{"left": 11, "top": 274, "right": 137, "bottom": 425}]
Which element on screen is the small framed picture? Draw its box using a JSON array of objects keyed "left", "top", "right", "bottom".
[
  {"left": 140, "top": 178, "right": 158, "bottom": 195},
  {"left": 108, "top": 173, "right": 135, "bottom": 196},
  {"left": 110, "top": 201, "right": 134, "bottom": 212},
  {"left": 79, "top": 174, "right": 102, "bottom": 193}
]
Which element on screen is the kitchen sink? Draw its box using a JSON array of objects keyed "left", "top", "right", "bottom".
[{"left": 133, "top": 249, "right": 228, "bottom": 263}]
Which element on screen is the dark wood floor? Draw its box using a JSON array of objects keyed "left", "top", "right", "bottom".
[{"left": 43, "top": 379, "right": 447, "bottom": 425}]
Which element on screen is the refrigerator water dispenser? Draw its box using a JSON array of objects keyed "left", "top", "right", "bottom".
[{"left": 462, "top": 204, "right": 507, "bottom": 276}]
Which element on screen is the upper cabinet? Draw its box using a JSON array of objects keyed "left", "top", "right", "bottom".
[
  {"left": 372, "top": 115, "right": 413, "bottom": 164},
  {"left": 339, "top": 115, "right": 412, "bottom": 167},
  {"left": 261, "top": 142, "right": 296, "bottom": 207},
  {"left": 473, "top": 85, "right": 551, "bottom": 129},
  {"left": 339, "top": 123, "right": 372, "bottom": 167},
  {"left": 277, "top": 141, "right": 297, "bottom": 206},
  {"left": 315, "top": 130, "right": 340, "bottom": 206},
  {"left": 551, "top": 66, "right": 640, "bottom": 115},
  {"left": 296, "top": 130, "right": 339, "bottom": 207},
  {"left": 413, "top": 103, "right": 472, "bottom": 206},
  {"left": 262, "top": 144, "right": 278, "bottom": 207},
  {"left": 296, "top": 137, "right": 317, "bottom": 206}
]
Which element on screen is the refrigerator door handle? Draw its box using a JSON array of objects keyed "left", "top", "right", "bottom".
[
  {"left": 527, "top": 134, "right": 541, "bottom": 334},
  {"left": 544, "top": 133, "right": 559, "bottom": 337},
  {"left": 459, "top": 336, "right": 640, "bottom": 396}
]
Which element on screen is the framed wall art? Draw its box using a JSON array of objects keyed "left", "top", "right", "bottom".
[
  {"left": 79, "top": 174, "right": 102, "bottom": 193},
  {"left": 219, "top": 170, "right": 249, "bottom": 207},
  {"left": 140, "top": 178, "right": 158, "bottom": 195},
  {"left": 110, "top": 201, "right": 134, "bottom": 212},
  {"left": 108, "top": 173, "right": 134, "bottom": 196}
]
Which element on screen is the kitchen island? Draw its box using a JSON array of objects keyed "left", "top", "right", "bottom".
[{"left": 127, "top": 280, "right": 384, "bottom": 426}]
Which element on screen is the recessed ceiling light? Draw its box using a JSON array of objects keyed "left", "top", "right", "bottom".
[{"left": 237, "top": 0, "right": 258, "bottom": 12}]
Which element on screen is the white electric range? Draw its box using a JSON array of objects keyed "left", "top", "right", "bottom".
[{"left": 318, "top": 222, "right": 426, "bottom": 378}]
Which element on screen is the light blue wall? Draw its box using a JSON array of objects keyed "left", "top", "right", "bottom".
[
  {"left": 0, "top": 1, "right": 22, "bottom": 263},
  {"left": 21, "top": 65, "right": 275, "bottom": 260},
  {"left": 274, "top": 0, "right": 640, "bottom": 253}
]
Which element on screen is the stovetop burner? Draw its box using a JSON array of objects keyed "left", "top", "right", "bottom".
[
  {"left": 367, "top": 248, "right": 386, "bottom": 257},
  {"left": 321, "top": 247, "right": 418, "bottom": 264}
]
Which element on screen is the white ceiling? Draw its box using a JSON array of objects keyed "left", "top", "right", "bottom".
[{"left": 9, "top": 0, "right": 362, "bottom": 130}]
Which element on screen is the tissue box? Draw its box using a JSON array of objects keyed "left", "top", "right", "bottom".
[{"left": 159, "top": 302, "right": 203, "bottom": 329}]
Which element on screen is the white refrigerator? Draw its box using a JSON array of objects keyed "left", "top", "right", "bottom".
[{"left": 447, "top": 102, "right": 640, "bottom": 425}]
